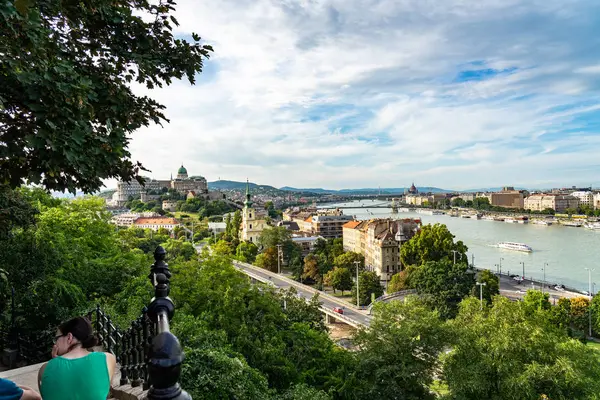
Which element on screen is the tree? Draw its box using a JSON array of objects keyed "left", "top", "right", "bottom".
[
  {"left": 410, "top": 259, "right": 475, "bottom": 319},
  {"left": 570, "top": 297, "right": 590, "bottom": 334},
  {"left": 231, "top": 210, "right": 243, "bottom": 241},
  {"left": 522, "top": 290, "right": 551, "bottom": 315},
  {"left": 259, "top": 226, "right": 292, "bottom": 248},
  {"left": 472, "top": 269, "right": 499, "bottom": 304},
  {"left": 212, "top": 240, "right": 233, "bottom": 257},
  {"left": 323, "top": 268, "right": 352, "bottom": 295},
  {"left": 351, "top": 271, "right": 384, "bottom": 306},
  {"left": 162, "top": 238, "right": 196, "bottom": 261},
  {"left": 255, "top": 247, "right": 279, "bottom": 272},
  {"left": 302, "top": 254, "right": 320, "bottom": 282},
  {"left": 346, "top": 298, "right": 449, "bottom": 400},
  {"left": 443, "top": 297, "right": 600, "bottom": 399},
  {"left": 0, "top": 0, "right": 212, "bottom": 193},
  {"left": 235, "top": 241, "right": 258, "bottom": 263},
  {"left": 400, "top": 223, "right": 468, "bottom": 267},
  {"left": 451, "top": 198, "right": 465, "bottom": 207},
  {"left": 333, "top": 252, "right": 365, "bottom": 271},
  {"left": 387, "top": 266, "right": 416, "bottom": 293}
]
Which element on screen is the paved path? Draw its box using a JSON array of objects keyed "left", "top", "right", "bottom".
[{"left": 233, "top": 261, "right": 372, "bottom": 327}]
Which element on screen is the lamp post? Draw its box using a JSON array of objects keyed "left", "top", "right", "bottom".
[
  {"left": 542, "top": 263, "right": 548, "bottom": 294},
  {"left": 499, "top": 257, "right": 504, "bottom": 276},
  {"left": 585, "top": 268, "right": 594, "bottom": 337},
  {"left": 354, "top": 260, "right": 361, "bottom": 308},
  {"left": 451, "top": 250, "right": 458, "bottom": 265},
  {"left": 276, "top": 244, "right": 282, "bottom": 274},
  {"left": 476, "top": 282, "right": 487, "bottom": 310},
  {"left": 494, "top": 264, "right": 499, "bottom": 275},
  {"left": 520, "top": 261, "right": 525, "bottom": 280}
]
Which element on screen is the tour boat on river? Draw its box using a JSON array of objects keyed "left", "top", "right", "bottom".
[
  {"left": 533, "top": 220, "right": 552, "bottom": 226},
  {"left": 497, "top": 242, "right": 533, "bottom": 252},
  {"left": 584, "top": 222, "right": 600, "bottom": 230}
]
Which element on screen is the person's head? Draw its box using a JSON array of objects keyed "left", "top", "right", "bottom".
[{"left": 54, "top": 317, "right": 98, "bottom": 356}]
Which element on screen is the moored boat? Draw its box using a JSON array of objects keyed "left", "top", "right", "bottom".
[
  {"left": 532, "top": 220, "right": 552, "bottom": 226},
  {"left": 584, "top": 222, "right": 600, "bottom": 230}
]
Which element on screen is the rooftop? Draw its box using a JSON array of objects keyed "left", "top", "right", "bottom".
[{"left": 134, "top": 217, "right": 179, "bottom": 225}]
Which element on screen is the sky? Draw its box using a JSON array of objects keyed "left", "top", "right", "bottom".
[{"left": 118, "top": 0, "right": 600, "bottom": 191}]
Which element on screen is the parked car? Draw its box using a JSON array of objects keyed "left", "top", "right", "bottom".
[
  {"left": 582, "top": 291, "right": 591, "bottom": 296},
  {"left": 333, "top": 307, "right": 344, "bottom": 314},
  {"left": 513, "top": 276, "right": 524, "bottom": 282}
]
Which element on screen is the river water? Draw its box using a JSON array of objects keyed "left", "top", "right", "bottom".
[{"left": 322, "top": 200, "right": 600, "bottom": 291}]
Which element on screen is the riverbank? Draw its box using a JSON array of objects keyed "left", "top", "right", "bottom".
[{"left": 485, "top": 269, "right": 585, "bottom": 301}]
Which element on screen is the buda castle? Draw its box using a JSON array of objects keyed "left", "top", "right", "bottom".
[{"left": 110, "top": 164, "right": 210, "bottom": 207}]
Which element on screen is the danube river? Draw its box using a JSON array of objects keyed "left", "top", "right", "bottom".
[{"left": 322, "top": 200, "right": 600, "bottom": 291}]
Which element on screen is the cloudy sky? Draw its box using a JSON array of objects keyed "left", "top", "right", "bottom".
[{"left": 122, "top": 0, "right": 600, "bottom": 190}]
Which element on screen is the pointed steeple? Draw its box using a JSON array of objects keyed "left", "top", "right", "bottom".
[{"left": 244, "top": 178, "right": 253, "bottom": 207}]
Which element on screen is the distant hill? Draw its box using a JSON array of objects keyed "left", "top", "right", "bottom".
[
  {"left": 208, "top": 180, "right": 277, "bottom": 191},
  {"left": 280, "top": 186, "right": 453, "bottom": 195},
  {"left": 462, "top": 187, "right": 527, "bottom": 193}
]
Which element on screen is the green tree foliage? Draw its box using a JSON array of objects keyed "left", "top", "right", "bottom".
[
  {"left": 170, "top": 256, "right": 348, "bottom": 393},
  {"left": 259, "top": 226, "right": 303, "bottom": 276},
  {"left": 346, "top": 298, "right": 449, "bottom": 400},
  {"left": 522, "top": 289, "right": 551, "bottom": 315},
  {"left": 400, "top": 223, "right": 468, "bottom": 267},
  {"left": 255, "top": 247, "right": 279, "bottom": 272},
  {"left": 235, "top": 241, "right": 258, "bottom": 263},
  {"left": 212, "top": 240, "right": 234, "bottom": 257},
  {"left": 351, "top": 271, "right": 384, "bottom": 306},
  {"left": 451, "top": 197, "right": 465, "bottom": 207},
  {"left": 387, "top": 266, "right": 416, "bottom": 293},
  {"left": 162, "top": 238, "right": 196, "bottom": 261},
  {"left": 0, "top": 0, "right": 212, "bottom": 193},
  {"left": 0, "top": 185, "right": 38, "bottom": 238},
  {"left": 333, "top": 251, "right": 365, "bottom": 271},
  {"left": 323, "top": 268, "right": 353, "bottom": 295},
  {"left": 472, "top": 269, "right": 499, "bottom": 304},
  {"left": 443, "top": 297, "right": 600, "bottom": 399},
  {"left": 302, "top": 254, "right": 320, "bottom": 282},
  {"left": 410, "top": 260, "right": 475, "bottom": 319}
]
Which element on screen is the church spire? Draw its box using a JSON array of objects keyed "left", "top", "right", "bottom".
[{"left": 244, "top": 179, "right": 253, "bottom": 207}]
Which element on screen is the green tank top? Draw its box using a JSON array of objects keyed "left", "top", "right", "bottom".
[{"left": 41, "top": 352, "right": 110, "bottom": 400}]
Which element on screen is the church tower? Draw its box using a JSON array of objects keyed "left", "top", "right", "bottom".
[{"left": 241, "top": 180, "right": 266, "bottom": 243}]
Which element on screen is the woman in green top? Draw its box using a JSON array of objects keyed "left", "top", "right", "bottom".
[{"left": 37, "top": 317, "right": 116, "bottom": 400}]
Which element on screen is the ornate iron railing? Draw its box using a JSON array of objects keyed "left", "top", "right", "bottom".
[{"left": 1, "top": 246, "right": 190, "bottom": 399}]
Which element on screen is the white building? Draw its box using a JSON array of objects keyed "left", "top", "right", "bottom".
[
  {"left": 208, "top": 222, "right": 227, "bottom": 234},
  {"left": 594, "top": 193, "right": 600, "bottom": 210},
  {"left": 571, "top": 191, "right": 594, "bottom": 208},
  {"left": 133, "top": 217, "right": 179, "bottom": 231},
  {"left": 241, "top": 182, "right": 268, "bottom": 244},
  {"left": 111, "top": 212, "right": 159, "bottom": 227}
]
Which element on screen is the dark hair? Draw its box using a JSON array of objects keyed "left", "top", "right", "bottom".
[{"left": 58, "top": 317, "right": 98, "bottom": 349}]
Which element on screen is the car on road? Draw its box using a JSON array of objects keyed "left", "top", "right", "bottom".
[
  {"left": 554, "top": 285, "right": 565, "bottom": 291},
  {"left": 333, "top": 307, "right": 344, "bottom": 314},
  {"left": 512, "top": 276, "right": 524, "bottom": 282},
  {"left": 583, "top": 291, "right": 591, "bottom": 296}
]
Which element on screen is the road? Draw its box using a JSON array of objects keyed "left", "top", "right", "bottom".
[
  {"left": 498, "top": 273, "right": 583, "bottom": 302},
  {"left": 232, "top": 261, "right": 372, "bottom": 327}
]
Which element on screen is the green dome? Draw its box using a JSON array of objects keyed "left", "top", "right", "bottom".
[{"left": 177, "top": 165, "right": 187, "bottom": 174}]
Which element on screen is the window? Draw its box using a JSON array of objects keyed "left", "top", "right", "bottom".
[
  {"left": 249, "top": 237, "right": 253, "bottom": 242},
  {"left": 250, "top": 224, "right": 252, "bottom": 229},
  {"left": 249, "top": 213, "right": 252, "bottom": 219}
]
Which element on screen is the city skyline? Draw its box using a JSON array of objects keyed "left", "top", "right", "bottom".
[{"left": 119, "top": 0, "right": 600, "bottom": 190}]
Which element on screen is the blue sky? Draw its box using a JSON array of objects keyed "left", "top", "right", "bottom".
[{"left": 122, "top": 0, "right": 600, "bottom": 190}]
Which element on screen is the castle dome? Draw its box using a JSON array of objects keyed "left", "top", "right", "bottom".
[{"left": 178, "top": 165, "right": 187, "bottom": 175}]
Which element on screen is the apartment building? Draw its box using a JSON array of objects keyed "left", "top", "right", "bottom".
[
  {"left": 485, "top": 187, "right": 524, "bottom": 209},
  {"left": 283, "top": 207, "right": 354, "bottom": 238},
  {"left": 342, "top": 218, "right": 421, "bottom": 281},
  {"left": 524, "top": 194, "right": 579, "bottom": 212},
  {"left": 571, "top": 191, "right": 594, "bottom": 208},
  {"left": 133, "top": 217, "right": 179, "bottom": 231}
]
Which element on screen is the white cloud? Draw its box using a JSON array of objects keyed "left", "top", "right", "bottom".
[{"left": 117, "top": 0, "right": 600, "bottom": 190}]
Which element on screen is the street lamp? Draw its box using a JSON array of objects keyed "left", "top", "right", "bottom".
[
  {"left": 476, "top": 282, "right": 487, "bottom": 310},
  {"left": 354, "top": 260, "right": 361, "bottom": 308},
  {"left": 494, "top": 264, "right": 499, "bottom": 275},
  {"left": 520, "top": 261, "right": 525, "bottom": 280},
  {"left": 451, "top": 250, "right": 459, "bottom": 265},
  {"left": 542, "top": 263, "right": 548, "bottom": 294},
  {"left": 276, "top": 244, "right": 283, "bottom": 274},
  {"left": 585, "top": 268, "right": 594, "bottom": 337},
  {"left": 499, "top": 257, "right": 504, "bottom": 276}
]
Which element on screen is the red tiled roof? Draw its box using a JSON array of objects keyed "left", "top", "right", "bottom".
[{"left": 342, "top": 220, "right": 361, "bottom": 229}]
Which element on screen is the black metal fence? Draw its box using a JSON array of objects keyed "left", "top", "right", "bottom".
[{"left": 0, "top": 246, "right": 190, "bottom": 399}]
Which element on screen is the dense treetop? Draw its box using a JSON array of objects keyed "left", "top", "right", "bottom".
[{"left": 0, "top": 0, "right": 212, "bottom": 193}]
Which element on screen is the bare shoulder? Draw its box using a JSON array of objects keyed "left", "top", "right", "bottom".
[
  {"left": 104, "top": 352, "right": 116, "bottom": 362},
  {"left": 37, "top": 362, "right": 48, "bottom": 390}
]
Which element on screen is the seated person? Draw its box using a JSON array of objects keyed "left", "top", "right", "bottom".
[
  {"left": 38, "top": 317, "right": 116, "bottom": 400},
  {"left": 0, "top": 378, "right": 41, "bottom": 400}
]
